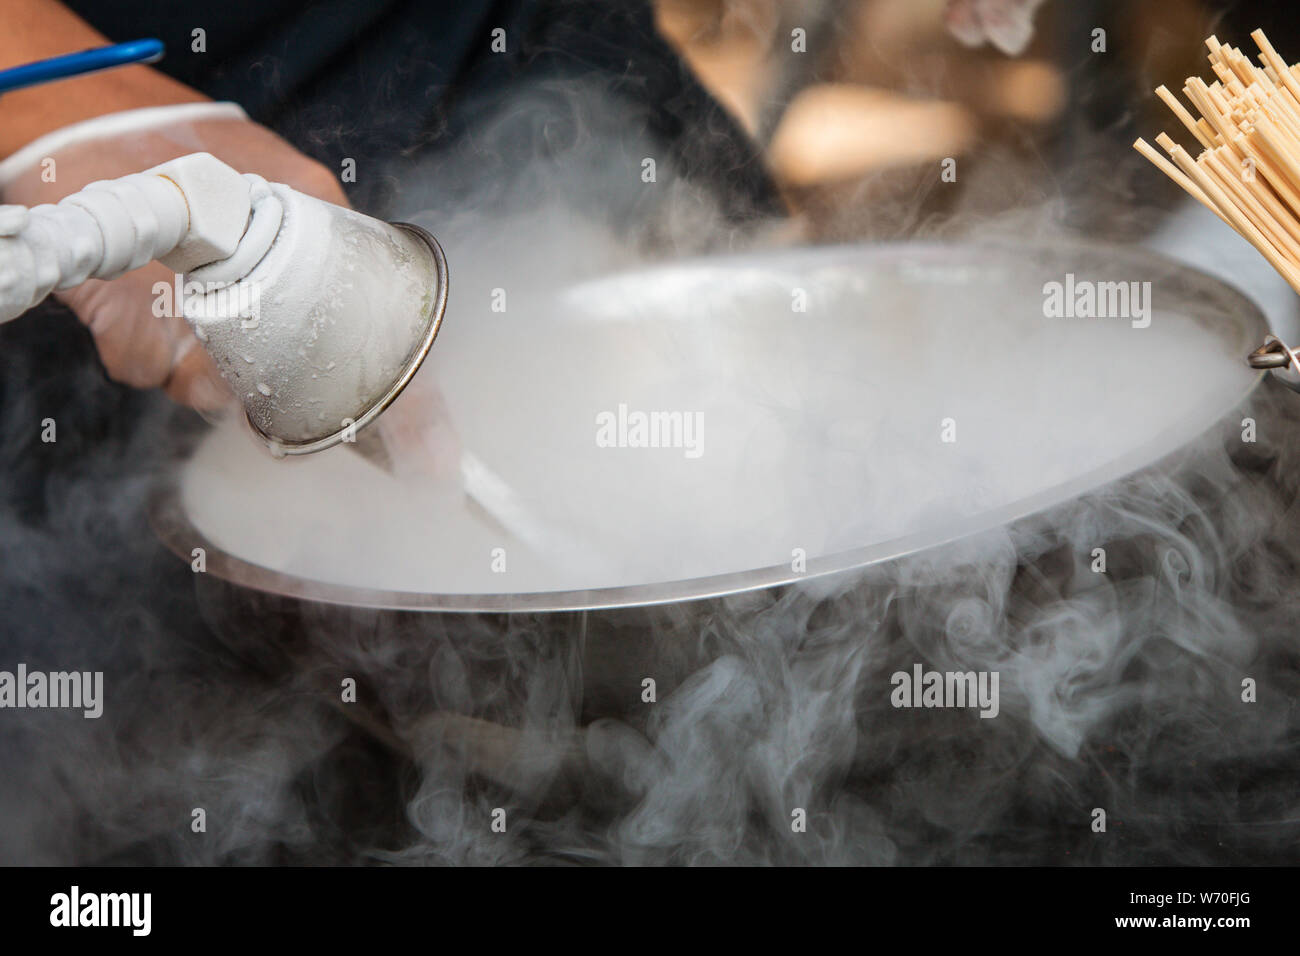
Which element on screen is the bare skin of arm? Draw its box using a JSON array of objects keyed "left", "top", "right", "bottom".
[{"left": 0, "top": 0, "right": 207, "bottom": 158}]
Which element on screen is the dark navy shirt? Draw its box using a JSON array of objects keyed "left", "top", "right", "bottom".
[{"left": 63, "top": 0, "right": 779, "bottom": 219}]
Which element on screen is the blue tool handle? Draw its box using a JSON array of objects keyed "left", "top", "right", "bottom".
[{"left": 0, "top": 39, "right": 164, "bottom": 94}]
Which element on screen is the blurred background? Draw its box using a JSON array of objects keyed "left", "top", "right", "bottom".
[{"left": 654, "top": 0, "right": 1300, "bottom": 240}]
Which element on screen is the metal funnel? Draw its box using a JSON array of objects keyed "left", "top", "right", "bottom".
[{"left": 184, "top": 186, "right": 449, "bottom": 455}]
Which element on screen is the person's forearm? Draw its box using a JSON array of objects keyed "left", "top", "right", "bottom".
[{"left": 0, "top": 0, "right": 207, "bottom": 157}]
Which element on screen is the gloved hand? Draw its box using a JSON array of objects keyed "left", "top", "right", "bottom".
[
  {"left": 0, "top": 104, "right": 349, "bottom": 409},
  {"left": 945, "top": 0, "right": 1047, "bottom": 57}
]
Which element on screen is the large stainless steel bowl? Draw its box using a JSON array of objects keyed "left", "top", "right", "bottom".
[{"left": 152, "top": 238, "right": 1267, "bottom": 612}]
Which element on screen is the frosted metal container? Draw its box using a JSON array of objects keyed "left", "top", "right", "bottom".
[{"left": 185, "top": 186, "right": 448, "bottom": 454}]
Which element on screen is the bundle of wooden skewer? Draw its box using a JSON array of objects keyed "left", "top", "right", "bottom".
[{"left": 1136, "top": 30, "right": 1300, "bottom": 295}]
